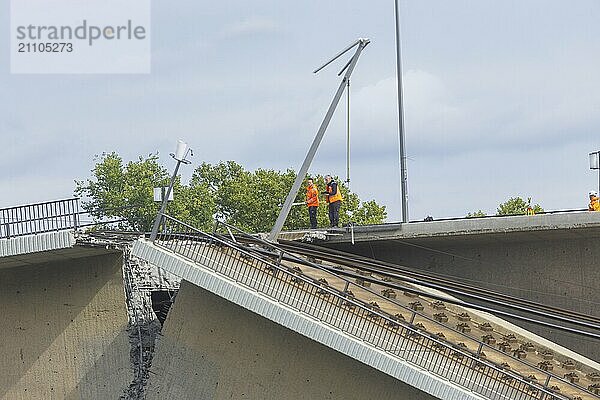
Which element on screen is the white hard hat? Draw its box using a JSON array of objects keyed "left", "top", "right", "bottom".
[{"left": 589, "top": 190, "right": 598, "bottom": 197}]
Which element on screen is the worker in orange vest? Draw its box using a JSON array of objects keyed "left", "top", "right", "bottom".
[
  {"left": 305, "top": 178, "right": 319, "bottom": 229},
  {"left": 324, "top": 175, "right": 343, "bottom": 227},
  {"left": 589, "top": 190, "right": 600, "bottom": 211}
]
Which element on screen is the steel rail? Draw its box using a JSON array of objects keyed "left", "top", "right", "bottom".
[
  {"left": 215, "top": 229, "right": 600, "bottom": 330},
  {"left": 313, "top": 260, "right": 600, "bottom": 339},
  {"left": 227, "top": 237, "right": 600, "bottom": 339},
  {"left": 277, "top": 239, "right": 600, "bottom": 328}
]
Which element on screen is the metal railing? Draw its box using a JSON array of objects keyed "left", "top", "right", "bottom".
[
  {"left": 0, "top": 198, "right": 80, "bottom": 239},
  {"left": 150, "top": 214, "right": 596, "bottom": 400}
]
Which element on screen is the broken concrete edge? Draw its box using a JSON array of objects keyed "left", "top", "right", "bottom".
[
  {"left": 0, "top": 230, "right": 181, "bottom": 399},
  {"left": 76, "top": 231, "right": 181, "bottom": 400},
  {"left": 275, "top": 230, "right": 341, "bottom": 242},
  {"left": 411, "top": 282, "right": 600, "bottom": 375},
  {"left": 120, "top": 320, "right": 162, "bottom": 400},
  {"left": 75, "top": 230, "right": 144, "bottom": 247},
  {"left": 0, "top": 229, "right": 139, "bottom": 259},
  {"left": 132, "top": 238, "right": 491, "bottom": 400},
  {"left": 258, "top": 230, "right": 330, "bottom": 242}
]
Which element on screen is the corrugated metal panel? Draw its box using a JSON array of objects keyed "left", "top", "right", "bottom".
[
  {"left": 0, "top": 230, "right": 75, "bottom": 257},
  {"left": 132, "top": 239, "right": 487, "bottom": 400}
]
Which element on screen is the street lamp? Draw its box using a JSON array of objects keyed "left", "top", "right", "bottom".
[
  {"left": 150, "top": 140, "right": 193, "bottom": 241},
  {"left": 590, "top": 151, "right": 600, "bottom": 195}
]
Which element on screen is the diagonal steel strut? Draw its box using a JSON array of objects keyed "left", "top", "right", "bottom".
[{"left": 268, "top": 38, "right": 370, "bottom": 241}]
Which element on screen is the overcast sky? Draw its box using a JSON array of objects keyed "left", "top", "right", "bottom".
[{"left": 1, "top": 1, "right": 599, "bottom": 222}]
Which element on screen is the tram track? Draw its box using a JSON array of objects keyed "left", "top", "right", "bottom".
[
  {"left": 276, "top": 240, "right": 600, "bottom": 324},
  {"left": 226, "top": 234, "right": 600, "bottom": 336},
  {"left": 275, "top": 239, "right": 600, "bottom": 331}
]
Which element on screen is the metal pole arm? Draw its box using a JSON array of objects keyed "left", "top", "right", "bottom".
[
  {"left": 313, "top": 38, "right": 369, "bottom": 74},
  {"left": 150, "top": 160, "right": 181, "bottom": 241},
  {"left": 268, "top": 38, "right": 370, "bottom": 241}
]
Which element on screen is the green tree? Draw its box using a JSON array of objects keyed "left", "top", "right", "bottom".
[
  {"left": 191, "top": 163, "right": 387, "bottom": 232},
  {"left": 73, "top": 152, "right": 166, "bottom": 231},
  {"left": 189, "top": 162, "right": 290, "bottom": 232},
  {"left": 76, "top": 155, "right": 387, "bottom": 233},
  {"left": 75, "top": 152, "right": 214, "bottom": 231},
  {"left": 466, "top": 210, "right": 487, "bottom": 218},
  {"left": 168, "top": 182, "right": 215, "bottom": 231},
  {"left": 74, "top": 152, "right": 127, "bottom": 222},
  {"left": 351, "top": 200, "right": 388, "bottom": 225},
  {"left": 496, "top": 197, "right": 543, "bottom": 216}
]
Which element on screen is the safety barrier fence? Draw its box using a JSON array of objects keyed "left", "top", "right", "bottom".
[
  {"left": 0, "top": 198, "right": 80, "bottom": 239},
  {"left": 150, "top": 213, "right": 597, "bottom": 400}
]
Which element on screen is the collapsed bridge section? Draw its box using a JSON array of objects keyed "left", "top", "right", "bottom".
[{"left": 133, "top": 214, "right": 600, "bottom": 400}]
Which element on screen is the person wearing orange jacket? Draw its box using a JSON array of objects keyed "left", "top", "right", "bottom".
[
  {"left": 324, "top": 174, "right": 343, "bottom": 227},
  {"left": 589, "top": 190, "right": 600, "bottom": 211},
  {"left": 305, "top": 178, "right": 319, "bottom": 229}
]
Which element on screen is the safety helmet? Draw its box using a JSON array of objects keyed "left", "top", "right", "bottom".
[{"left": 589, "top": 190, "right": 598, "bottom": 197}]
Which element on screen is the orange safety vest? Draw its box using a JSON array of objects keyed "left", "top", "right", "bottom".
[
  {"left": 326, "top": 182, "right": 343, "bottom": 203},
  {"left": 589, "top": 196, "right": 600, "bottom": 211},
  {"left": 306, "top": 184, "right": 319, "bottom": 207},
  {"left": 525, "top": 206, "right": 535, "bottom": 216}
]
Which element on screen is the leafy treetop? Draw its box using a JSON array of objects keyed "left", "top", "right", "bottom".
[
  {"left": 496, "top": 196, "right": 543, "bottom": 216},
  {"left": 75, "top": 154, "right": 387, "bottom": 233}
]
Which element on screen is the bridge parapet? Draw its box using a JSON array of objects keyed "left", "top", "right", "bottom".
[{"left": 297, "top": 211, "right": 600, "bottom": 244}]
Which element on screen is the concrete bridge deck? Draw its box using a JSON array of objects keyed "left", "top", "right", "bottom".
[
  {"left": 279, "top": 210, "right": 600, "bottom": 243},
  {"left": 2, "top": 197, "right": 599, "bottom": 400},
  {"left": 0, "top": 230, "right": 131, "bottom": 400}
]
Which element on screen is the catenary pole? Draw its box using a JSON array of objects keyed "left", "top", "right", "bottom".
[
  {"left": 394, "top": 0, "right": 409, "bottom": 222},
  {"left": 150, "top": 140, "right": 192, "bottom": 241},
  {"left": 346, "top": 79, "right": 351, "bottom": 190},
  {"left": 268, "top": 39, "right": 370, "bottom": 241}
]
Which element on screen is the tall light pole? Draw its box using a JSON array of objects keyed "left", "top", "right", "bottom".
[
  {"left": 394, "top": 0, "right": 409, "bottom": 223},
  {"left": 590, "top": 151, "right": 600, "bottom": 195},
  {"left": 150, "top": 140, "right": 193, "bottom": 241}
]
